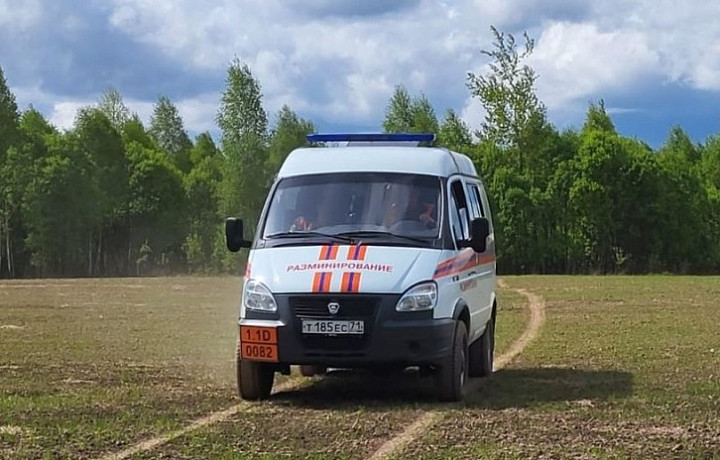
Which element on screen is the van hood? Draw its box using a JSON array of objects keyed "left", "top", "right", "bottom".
[{"left": 246, "top": 245, "right": 441, "bottom": 294}]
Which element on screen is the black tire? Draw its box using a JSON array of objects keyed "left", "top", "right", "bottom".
[
  {"left": 237, "top": 356, "right": 274, "bottom": 400},
  {"left": 436, "top": 321, "right": 469, "bottom": 402},
  {"left": 299, "top": 365, "right": 327, "bottom": 377},
  {"left": 469, "top": 316, "right": 495, "bottom": 377}
]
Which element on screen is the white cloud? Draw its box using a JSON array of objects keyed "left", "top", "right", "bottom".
[
  {"left": 529, "top": 22, "right": 660, "bottom": 110},
  {"left": 6, "top": 0, "right": 720, "bottom": 140},
  {"left": 49, "top": 101, "right": 91, "bottom": 130},
  {"left": 48, "top": 98, "right": 154, "bottom": 131},
  {"left": 0, "top": 0, "right": 41, "bottom": 30},
  {"left": 175, "top": 93, "right": 221, "bottom": 134},
  {"left": 589, "top": 0, "right": 720, "bottom": 90},
  {"left": 459, "top": 97, "right": 486, "bottom": 137}
]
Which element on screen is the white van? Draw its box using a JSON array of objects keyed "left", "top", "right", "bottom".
[{"left": 225, "top": 133, "right": 497, "bottom": 402}]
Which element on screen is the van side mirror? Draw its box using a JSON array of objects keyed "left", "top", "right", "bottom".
[
  {"left": 225, "top": 217, "right": 251, "bottom": 252},
  {"left": 468, "top": 217, "right": 490, "bottom": 253}
]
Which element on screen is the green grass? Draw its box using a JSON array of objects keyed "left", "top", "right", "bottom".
[
  {"left": 10, "top": 275, "right": 707, "bottom": 459},
  {"left": 0, "top": 277, "right": 245, "bottom": 459},
  {"left": 130, "top": 283, "right": 529, "bottom": 459},
  {"left": 402, "top": 276, "right": 720, "bottom": 459}
]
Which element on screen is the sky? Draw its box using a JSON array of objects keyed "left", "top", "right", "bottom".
[{"left": 2, "top": 0, "right": 720, "bottom": 149}]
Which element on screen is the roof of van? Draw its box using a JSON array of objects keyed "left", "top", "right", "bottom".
[{"left": 277, "top": 146, "right": 478, "bottom": 179}]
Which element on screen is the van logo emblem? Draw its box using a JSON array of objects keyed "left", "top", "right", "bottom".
[{"left": 327, "top": 302, "right": 340, "bottom": 315}]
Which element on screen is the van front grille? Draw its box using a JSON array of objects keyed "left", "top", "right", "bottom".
[{"left": 289, "top": 296, "right": 378, "bottom": 319}]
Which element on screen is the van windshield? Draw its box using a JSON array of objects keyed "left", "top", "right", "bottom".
[{"left": 262, "top": 173, "right": 442, "bottom": 241}]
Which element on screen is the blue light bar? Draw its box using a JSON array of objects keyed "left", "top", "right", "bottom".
[{"left": 306, "top": 133, "right": 435, "bottom": 143}]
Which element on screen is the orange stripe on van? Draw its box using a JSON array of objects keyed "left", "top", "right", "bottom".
[
  {"left": 433, "top": 249, "right": 495, "bottom": 279},
  {"left": 319, "top": 245, "right": 339, "bottom": 260},
  {"left": 341, "top": 272, "right": 361, "bottom": 292},
  {"left": 312, "top": 272, "right": 333, "bottom": 292},
  {"left": 347, "top": 245, "right": 367, "bottom": 261}
]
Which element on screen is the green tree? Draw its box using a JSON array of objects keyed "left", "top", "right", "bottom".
[
  {"left": 123, "top": 114, "right": 156, "bottom": 150},
  {"left": 98, "top": 87, "right": 131, "bottom": 132},
  {"left": 74, "top": 107, "right": 130, "bottom": 275},
  {"left": 467, "top": 26, "right": 547, "bottom": 166},
  {"left": 216, "top": 59, "right": 269, "bottom": 232},
  {"left": 0, "top": 65, "right": 19, "bottom": 163},
  {"left": 267, "top": 105, "right": 314, "bottom": 174},
  {"left": 21, "top": 132, "right": 99, "bottom": 276},
  {"left": 567, "top": 103, "right": 665, "bottom": 273},
  {"left": 125, "top": 141, "right": 186, "bottom": 275},
  {"left": 1, "top": 108, "right": 60, "bottom": 277},
  {"left": 149, "top": 95, "right": 193, "bottom": 173},
  {"left": 382, "top": 85, "right": 414, "bottom": 133},
  {"left": 0, "top": 66, "right": 21, "bottom": 277},
  {"left": 189, "top": 132, "right": 220, "bottom": 166},
  {"left": 409, "top": 94, "right": 439, "bottom": 134},
  {"left": 437, "top": 109, "right": 472, "bottom": 153},
  {"left": 655, "top": 126, "right": 712, "bottom": 271},
  {"left": 184, "top": 153, "right": 222, "bottom": 272},
  {"left": 382, "top": 86, "right": 439, "bottom": 137}
]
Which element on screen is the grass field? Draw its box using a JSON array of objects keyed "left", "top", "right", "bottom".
[
  {"left": 402, "top": 276, "right": 720, "bottom": 459},
  {"left": 1, "top": 276, "right": 718, "bottom": 459}
]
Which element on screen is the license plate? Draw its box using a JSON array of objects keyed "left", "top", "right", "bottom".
[
  {"left": 302, "top": 320, "right": 364, "bottom": 335},
  {"left": 240, "top": 326, "right": 279, "bottom": 362}
]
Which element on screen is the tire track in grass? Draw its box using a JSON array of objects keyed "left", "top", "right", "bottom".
[
  {"left": 366, "top": 278, "right": 546, "bottom": 460},
  {"left": 94, "top": 379, "right": 302, "bottom": 460},
  {"left": 96, "top": 280, "right": 546, "bottom": 460}
]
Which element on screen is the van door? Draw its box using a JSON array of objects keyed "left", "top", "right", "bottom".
[
  {"left": 464, "top": 180, "right": 494, "bottom": 327},
  {"left": 448, "top": 179, "right": 484, "bottom": 338}
]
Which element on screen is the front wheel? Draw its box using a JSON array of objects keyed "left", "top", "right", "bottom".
[
  {"left": 237, "top": 356, "right": 274, "bottom": 400},
  {"left": 469, "top": 316, "right": 494, "bottom": 377},
  {"left": 436, "top": 320, "right": 469, "bottom": 402}
]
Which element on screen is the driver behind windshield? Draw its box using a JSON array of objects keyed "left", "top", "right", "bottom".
[
  {"left": 290, "top": 187, "right": 338, "bottom": 231},
  {"left": 383, "top": 184, "right": 437, "bottom": 229},
  {"left": 264, "top": 173, "right": 441, "bottom": 239}
]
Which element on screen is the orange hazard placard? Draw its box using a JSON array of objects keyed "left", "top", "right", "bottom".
[
  {"left": 240, "top": 343, "right": 278, "bottom": 362},
  {"left": 240, "top": 326, "right": 277, "bottom": 344},
  {"left": 240, "top": 326, "right": 278, "bottom": 362}
]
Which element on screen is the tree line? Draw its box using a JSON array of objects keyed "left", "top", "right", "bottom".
[{"left": 1, "top": 27, "right": 719, "bottom": 278}]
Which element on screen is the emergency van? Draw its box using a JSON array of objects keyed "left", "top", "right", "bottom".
[{"left": 225, "top": 133, "right": 497, "bottom": 402}]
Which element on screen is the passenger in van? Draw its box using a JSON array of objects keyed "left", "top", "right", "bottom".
[
  {"left": 383, "top": 185, "right": 437, "bottom": 229},
  {"left": 290, "top": 187, "right": 337, "bottom": 231}
]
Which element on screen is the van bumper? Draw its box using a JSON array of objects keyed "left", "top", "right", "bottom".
[{"left": 239, "top": 294, "right": 456, "bottom": 368}]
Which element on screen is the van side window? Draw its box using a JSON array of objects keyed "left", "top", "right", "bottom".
[
  {"left": 466, "top": 182, "right": 485, "bottom": 219},
  {"left": 473, "top": 186, "right": 485, "bottom": 217},
  {"left": 450, "top": 180, "right": 469, "bottom": 241}
]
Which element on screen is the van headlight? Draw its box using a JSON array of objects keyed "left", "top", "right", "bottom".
[
  {"left": 243, "top": 280, "right": 277, "bottom": 312},
  {"left": 396, "top": 282, "right": 437, "bottom": 312}
]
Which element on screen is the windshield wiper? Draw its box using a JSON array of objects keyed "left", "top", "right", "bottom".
[
  {"left": 336, "top": 231, "right": 430, "bottom": 245},
  {"left": 265, "top": 231, "right": 354, "bottom": 244}
]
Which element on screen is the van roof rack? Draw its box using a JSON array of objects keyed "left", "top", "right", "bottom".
[{"left": 306, "top": 133, "right": 435, "bottom": 146}]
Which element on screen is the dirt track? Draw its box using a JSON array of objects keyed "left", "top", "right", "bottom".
[
  {"left": 95, "top": 278, "right": 545, "bottom": 460},
  {"left": 366, "top": 279, "right": 546, "bottom": 460}
]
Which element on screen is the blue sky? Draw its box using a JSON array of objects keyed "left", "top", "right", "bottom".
[{"left": 2, "top": 0, "right": 720, "bottom": 149}]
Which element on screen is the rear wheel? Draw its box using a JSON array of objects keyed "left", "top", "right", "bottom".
[
  {"left": 237, "top": 356, "right": 274, "bottom": 400},
  {"left": 299, "top": 365, "right": 327, "bottom": 377},
  {"left": 469, "top": 316, "right": 494, "bottom": 377},
  {"left": 436, "top": 320, "right": 469, "bottom": 402}
]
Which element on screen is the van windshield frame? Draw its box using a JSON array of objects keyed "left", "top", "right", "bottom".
[{"left": 259, "top": 172, "right": 444, "bottom": 247}]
